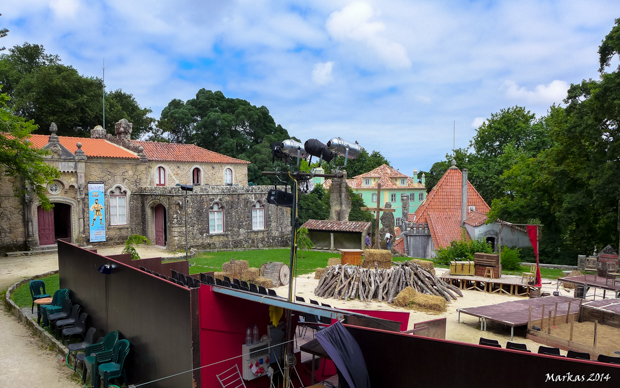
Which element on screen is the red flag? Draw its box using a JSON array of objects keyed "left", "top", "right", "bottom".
[{"left": 526, "top": 225, "right": 541, "bottom": 287}]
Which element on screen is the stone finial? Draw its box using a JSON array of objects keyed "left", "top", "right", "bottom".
[
  {"left": 138, "top": 146, "right": 147, "bottom": 162},
  {"left": 115, "top": 119, "right": 133, "bottom": 140},
  {"left": 49, "top": 122, "right": 59, "bottom": 143},
  {"left": 49, "top": 122, "right": 58, "bottom": 134},
  {"left": 91, "top": 125, "right": 106, "bottom": 139},
  {"left": 75, "top": 142, "right": 86, "bottom": 160},
  {"left": 451, "top": 160, "right": 456, "bottom": 167}
]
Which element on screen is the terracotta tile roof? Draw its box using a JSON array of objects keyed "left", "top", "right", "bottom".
[
  {"left": 394, "top": 227, "right": 401, "bottom": 237},
  {"left": 132, "top": 141, "right": 250, "bottom": 164},
  {"left": 464, "top": 211, "right": 488, "bottom": 227},
  {"left": 301, "top": 219, "right": 371, "bottom": 233},
  {"left": 23, "top": 134, "right": 139, "bottom": 159},
  {"left": 324, "top": 164, "right": 424, "bottom": 190},
  {"left": 393, "top": 238, "right": 405, "bottom": 254},
  {"left": 409, "top": 166, "right": 490, "bottom": 249}
]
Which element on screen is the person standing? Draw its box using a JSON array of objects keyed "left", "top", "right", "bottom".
[
  {"left": 385, "top": 232, "right": 392, "bottom": 250},
  {"left": 365, "top": 233, "right": 371, "bottom": 249}
]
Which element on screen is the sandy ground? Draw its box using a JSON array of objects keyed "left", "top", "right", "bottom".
[
  {"left": 0, "top": 245, "right": 184, "bottom": 387},
  {"left": 276, "top": 268, "right": 615, "bottom": 355}
]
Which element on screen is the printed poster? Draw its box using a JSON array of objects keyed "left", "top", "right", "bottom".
[{"left": 88, "top": 183, "right": 106, "bottom": 242}]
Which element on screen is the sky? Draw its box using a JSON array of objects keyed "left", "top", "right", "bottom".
[{"left": 3, "top": 0, "right": 620, "bottom": 174}]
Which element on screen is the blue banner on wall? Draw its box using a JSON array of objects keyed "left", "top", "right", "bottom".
[{"left": 88, "top": 183, "right": 106, "bottom": 242}]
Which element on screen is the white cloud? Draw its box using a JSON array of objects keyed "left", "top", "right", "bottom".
[
  {"left": 49, "top": 0, "right": 80, "bottom": 19},
  {"left": 326, "top": 2, "right": 411, "bottom": 69},
  {"left": 312, "top": 62, "right": 334, "bottom": 85},
  {"left": 471, "top": 117, "right": 486, "bottom": 129},
  {"left": 504, "top": 80, "right": 569, "bottom": 105}
]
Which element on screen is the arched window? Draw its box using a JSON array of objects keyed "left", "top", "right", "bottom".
[
  {"left": 192, "top": 167, "right": 201, "bottom": 185},
  {"left": 209, "top": 203, "right": 224, "bottom": 233},
  {"left": 251, "top": 202, "right": 265, "bottom": 230},
  {"left": 109, "top": 186, "right": 128, "bottom": 225},
  {"left": 156, "top": 166, "right": 166, "bottom": 186},
  {"left": 224, "top": 168, "right": 233, "bottom": 185},
  {"left": 371, "top": 193, "right": 377, "bottom": 203},
  {"left": 410, "top": 193, "right": 415, "bottom": 201}
]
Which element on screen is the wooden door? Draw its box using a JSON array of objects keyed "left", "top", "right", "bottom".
[
  {"left": 37, "top": 206, "right": 56, "bottom": 245},
  {"left": 154, "top": 204, "right": 165, "bottom": 246}
]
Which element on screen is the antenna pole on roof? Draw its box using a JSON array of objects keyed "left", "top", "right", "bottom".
[
  {"left": 103, "top": 59, "right": 105, "bottom": 131},
  {"left": 453, "top": 120, "right": 455, "bottom": 156}
]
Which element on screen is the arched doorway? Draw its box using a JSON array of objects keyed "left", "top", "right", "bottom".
[
  {"left": 37, "top": 203, "right": 72, "bottom": 245},
  {"left": 154, "top": 204, "right": 167, "bottom": 247},
  {"left": 486, "top": 237, "right": 496, "bottom": 252}
]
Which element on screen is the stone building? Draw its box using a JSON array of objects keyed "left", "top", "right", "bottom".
[{"left": 0, "top": 120, "right": 290, "bottom": 254}]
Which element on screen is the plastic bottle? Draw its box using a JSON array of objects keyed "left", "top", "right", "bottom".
[
  {"left": 252, "top": 324, "right": 259, "bottom": 344},
  {"left": 245, "top": 327, "right": 252, "bottom": 345}
]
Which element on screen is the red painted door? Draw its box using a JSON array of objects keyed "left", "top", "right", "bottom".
[
  {"left": 37, "top": 206, "right": 56, "bottom": 245},
  {"left": 154, "top": 204, "right": 165, "bottom": 246}
]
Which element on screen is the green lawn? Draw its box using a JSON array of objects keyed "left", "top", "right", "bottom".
[
  {"left": 11, "top": 274, "right": 59, "bottom": 309},
  {"left": 503, "top": 266, "right": 566, "bottom": 280},
  {"left": 190, "top": 249, "right": 341, "bottom": 276}
]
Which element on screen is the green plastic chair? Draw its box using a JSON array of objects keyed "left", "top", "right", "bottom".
[
  {"left": 29, "top": 280, "right": 50, "bottom": 313},
  {"left": 98, "top": 339, "right": 130, "bottom": 388},
  {"left": 82, "top": 331, "right": 119, "bottom": 388},
  {"left": 40, "top": 289, "right": 68, "bottom": 326}
]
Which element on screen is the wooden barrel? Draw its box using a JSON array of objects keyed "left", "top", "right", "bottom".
[{"left": 529, "top": 287, "right": 541, "bottom": 298}]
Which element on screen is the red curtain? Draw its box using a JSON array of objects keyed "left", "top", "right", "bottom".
[{"left": 526, "top": 225, "right": 541, "bottom": 287}]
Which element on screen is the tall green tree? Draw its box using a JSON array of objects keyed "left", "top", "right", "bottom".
[
  {"left": 0, "top": 93, "right": 60, "bottom": 209},
  {"left": 0, "top": 43, "right": 154, "bottom": 138}
]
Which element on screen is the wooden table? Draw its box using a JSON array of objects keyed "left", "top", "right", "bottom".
[{"left": 339, "top": 249, "right": 364, "bottom": 266}]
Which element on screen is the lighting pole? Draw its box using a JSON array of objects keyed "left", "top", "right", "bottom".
[{"left": 180, "top": 185, "right": 194, "bottom": 260}]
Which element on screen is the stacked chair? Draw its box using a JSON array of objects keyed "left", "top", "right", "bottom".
[
  {"left": 29, "top": 280, "right": 50, "bottom": 313},
  {"left": 40, "top": 288, "right": 69, "bottom": 326}
]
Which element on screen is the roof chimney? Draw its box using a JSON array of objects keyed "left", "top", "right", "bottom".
[{"left": 461, "top": 169, "right": 468, "bottom": 226}]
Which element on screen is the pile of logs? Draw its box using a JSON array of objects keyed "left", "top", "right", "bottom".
[{"left": 314, "top": 261, "right": 463, "bottom": 303}]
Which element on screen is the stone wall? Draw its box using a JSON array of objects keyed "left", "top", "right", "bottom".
[
  {"left": 132, "top": 185, "right": 291, "bottom": 251},
  {"left": 146, "top": 161, "right": 248, "bottom": 187},
  {"left": 0, "top": 172, "right": 27, "bottom": 253}
]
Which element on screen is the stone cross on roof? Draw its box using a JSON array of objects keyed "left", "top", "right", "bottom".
[{"left": 361, "top": 183, "right": 395, "bottom": 249}]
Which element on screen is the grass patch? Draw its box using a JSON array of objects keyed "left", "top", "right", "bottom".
[
  {"left": 190, "top": 249, "right": 341, "bottom": 276},
  {"left": 502, "top": 266, "right": 565, "bottom": 280},
  {"left": 11, "top": 274, "right": 59, "bottom": 309}
]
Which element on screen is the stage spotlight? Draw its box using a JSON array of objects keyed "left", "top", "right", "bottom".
[
  {"left": 281, "top": 140, "right": 309, "bottom": 159},
  {"left": 267, "top": 189, "right": 294, "bottom": 207},
  {"left": 304, "top": 139, "right": 335, "bottom": 163},
  {"left": 326, "top": 137, "right": 361, "bottom": 159}
]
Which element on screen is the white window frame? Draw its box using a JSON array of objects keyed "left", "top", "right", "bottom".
[
  {"left": 108, "top": 185, "right": 130, "bottom": 226},
  {"left": 469, "top": 205, "right": 476, "bottom": 212},
  {"left": 390, "top": 193, "right": 396, "bottom": 202},
  {"left": 209, "top": 203, "right": 224, "bottom": 233},
  {"left": 224, "top": 168, "right": 233, "bottom": 185},
  {"left": 410, "top": 193, "right": 415, "bottom": 201},
  {"left": 372, "top": 193, "right": 377, "bottom": 203},
  {"left": 419, "top": 193, "right": 424, "bottom": 201},
  {"left": 364, "top": 178, "right": 371, "bottom": 186},
  {"left": 156, "top": 166, "right": 166, "bottom": 186},
  {"left": 192, "top": 167, "right": 201, "bottom": 185},
  {"left": 400, "top": 178, "right": 406, "bottom": 185},
  {"left": 251, "top": 202, "right": 265, "bottom": 230}
]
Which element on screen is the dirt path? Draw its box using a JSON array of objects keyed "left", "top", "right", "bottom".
[{"left": 0, "top": 245, "right": 184, "bottom": 387}]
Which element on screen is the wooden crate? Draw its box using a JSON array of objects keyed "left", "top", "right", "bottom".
[
  {"left": 450, "top": 261, "right": 475, "bottom": 276},
  {"left": 339, "top": 249, "right": 364, "bottom": 266},
  {"left": 473, "top": 253, "right": 500, "bottom": 267},
  {"left": 474, "top": 265, "right": 500, "bottom": 278}
]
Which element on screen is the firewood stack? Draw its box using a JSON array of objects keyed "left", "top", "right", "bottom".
[{"left": 314, "top": 261, "right": 463, "bottom": 302}]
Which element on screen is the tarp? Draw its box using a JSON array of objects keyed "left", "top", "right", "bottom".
[
  {"left": 526, "top": 225, "right": 542, "bottom": 287},
  {"left": 315, "top": 321, "right": 371, "bottom": 388}
]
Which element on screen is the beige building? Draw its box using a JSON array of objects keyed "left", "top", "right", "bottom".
[{"left": 0, "top": 120, "right": 290, "bottom": 254}]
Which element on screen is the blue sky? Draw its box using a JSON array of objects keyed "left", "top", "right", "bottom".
[{"left": 3, "top": 0, "right": 620, "bottom": 174}]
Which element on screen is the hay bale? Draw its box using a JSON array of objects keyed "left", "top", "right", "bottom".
[
  {"left": 413, "top": 259, "right": 435, "bottom": 275},
  {"left": 241, "top": 268, "right": 259, "bottom": 282},
  {"left": 563, "top": 270, "right": 582, "bottom": 289},
  {"left": 393, "top": 287, "right": 417, "bottom": 307},
  {"left": 235, "top": 260, "right": 249, "bottom": 271},
  {"left": 222, "top": 262, "right": 233, "bottom": 275},
  {"left": 213, "top": 272, "right": 225, "bottom": 281},
  {"left": 327, "top": 258, "right": 341, "bottom": 267},
  {"left": 411, "top": 293, "right": 447, "bottom": 313},
  {"left": 362, "top": 249, "right": 392, "bottom": 269},
  {"left": 254, "top": 276, "right": 274, "bottom": 288},
  {"left": 315, "top": 268, "right": 326, "bottom": 279}
]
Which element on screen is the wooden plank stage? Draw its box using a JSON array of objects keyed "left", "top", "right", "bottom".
[
  {"left": 440, "top": 273, "right": 534, "bottom": 296},
  {"left": 558, "top": 275, "right": 620, "bottom": 300},
  {"left": 457, "top": 296, "right": 582, "bottom": 340}
]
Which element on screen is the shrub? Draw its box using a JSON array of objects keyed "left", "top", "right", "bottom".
[
  {"left": 122, "top": 235, "right": 151, "bottom": 260},
  {"left": 501, "top": 246, "right": 521, "bottom": 271},
  {"left": 434, "top": 230, "right": 493, "bottom": 265}
]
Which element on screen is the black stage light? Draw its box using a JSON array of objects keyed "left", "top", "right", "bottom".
[
  {"left": 304, "top": 139, "right": 335, "bottom": 163},
  {"left": 267, "top": 189, "right": 294, "bottom": 207}
]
